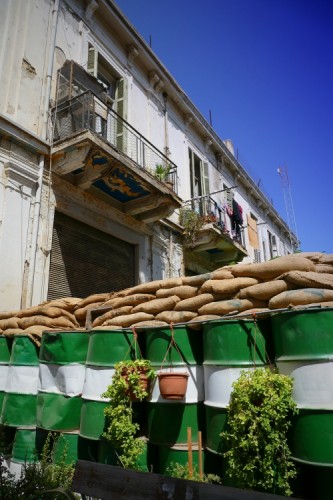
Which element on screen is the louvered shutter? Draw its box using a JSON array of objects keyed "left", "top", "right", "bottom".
[
  {"left": 247, "top": 214, "right": 259, "bottom": 249},
  {"left": 47, "top": 213, "right": 135, "bottom": 300},
  {"left": 87, "top": 45, "right": 98, "bottom": 77}
]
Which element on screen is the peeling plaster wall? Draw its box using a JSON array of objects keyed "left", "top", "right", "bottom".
[{"left": 0, "top": 140, "right": 40, "bottom": 310}]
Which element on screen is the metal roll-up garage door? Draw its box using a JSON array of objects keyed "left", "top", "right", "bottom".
[{"left": 47, "top": 213, "right": 135, "bottom": 300}]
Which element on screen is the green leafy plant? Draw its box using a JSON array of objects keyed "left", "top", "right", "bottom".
[
  {"left": 179, "top": 208, "right": 205, "bottom": 248},
  {"left": 166, "top": 462, "right": 221, "bottom": 484},
  {"left": 221, "top": 368, "right": 298, "bottom": 496},
  {"left": 0, "top": 431, "right": 76, "bottom": 499},
  {"left": 153, "top": 163, "right": 171, "bottom": 181},
  {"left": 102, "top": 359, "right": 156, "bottom": 470}
]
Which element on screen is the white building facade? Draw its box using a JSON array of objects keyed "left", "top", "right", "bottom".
[{"left": 0, "top": 0, "right": 297, "bottom": 311}]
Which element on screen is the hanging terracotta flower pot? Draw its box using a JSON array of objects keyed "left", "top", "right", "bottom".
[{"left": 158, "top": 371, "right": 189, "bottom": 400}]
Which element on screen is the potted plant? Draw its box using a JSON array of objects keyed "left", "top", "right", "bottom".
[
  {"left": 221, "top": 368, "right": 298, "bottom": 496},
  {"left": 179, "top": 207, "right": 205, "bottom": 247},
  {"left": 153, "top": 163, "right": 171, "bottom": 182},
  {"left": 102, "top": 359, "right": 156, "bottom": 469}
]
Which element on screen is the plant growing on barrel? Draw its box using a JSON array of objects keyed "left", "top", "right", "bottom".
[
  {"left": 102, "top": 359, "right": 156, "bottom": 469},
  {"left": 221, "top": 368, "right": 298, "bottom": 497}
]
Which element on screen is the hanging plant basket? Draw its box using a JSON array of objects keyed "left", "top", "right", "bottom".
[
  {"left": 121, "top": 365, "right": 150, "bottom": 401},
  {"left": 158, "top": 371, "right": 189, "bottom": 400}
]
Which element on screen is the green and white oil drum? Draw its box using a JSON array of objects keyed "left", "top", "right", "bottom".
[
  {"left": 1, "top": 335, "right": 39, "bottom": 427},
  {"left": 37, "top": 330, "right": 89, "bottom": 431}
]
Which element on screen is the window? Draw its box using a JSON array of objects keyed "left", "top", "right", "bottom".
[
  {"left": 247, "top": 213, "right": 259, "bottom": 249},
  {"left": 87, "top": 44, "right": 127, "bottom": 149},
  {"left": 268, "top": 231, "right": 278, "bottom": 258},
  {"left": 188, "top": 148, "right": 209, "bottom": 214}
]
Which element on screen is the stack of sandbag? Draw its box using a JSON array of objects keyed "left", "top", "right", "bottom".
[
  {"left": 1, "top": 252, "right": 333, "bottom": 338},
  {"left": 88, "top": 252, "right": 333, "bottom": 330},
  {"left": 0, "top": 298, "right": 83, "bottom": 345}
]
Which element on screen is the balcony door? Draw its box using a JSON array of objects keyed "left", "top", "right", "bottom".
[
  {"left": 87, "top": 44, "right": 127, "bottom": 151},
  {"left": 188, "top": 148, "right": 209, "bottom": 215}
]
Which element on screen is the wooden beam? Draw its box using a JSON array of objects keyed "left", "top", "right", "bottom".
[
  {"left": 137, "top": 203, "right": 176, "bottom": 223},
  {"left": 124, "top": 194, "right": 163, "bottom": 215},
  {"left": 72, "top": 461, "right": 288, "bottom": 500},
  {"left": 74, "top": 164, "right": 108, "bottom": 189},
  {"left": 52, "top": 143, "right": 91, "bottom": 175}
]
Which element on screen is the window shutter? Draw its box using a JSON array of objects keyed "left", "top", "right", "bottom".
[
  {"left": 87, "top": 45, "right": 98, "bottom": 77},
  {"left": 247, "top": 214, "right": 259, "bottom": 249}
]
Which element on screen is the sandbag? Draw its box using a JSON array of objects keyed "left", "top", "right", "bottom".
[
  {"left": 211, "top": 269, "right": 235, "bottom": 280},
  {"left": 18, "top": 315, "right": 75, "bottom": 330},
  {"left": 319, "top": 254, "right": 333, "bottom": 265},
  {"left": 130, "top": 320, "right": 169, "bottom": 328},
  {"left": 123, "top": 278, "right": 183, "bottom": 296},
  {"left": 2, "top": 328, "right": 25, "bottom": 337},
  {"left": 105, "top": 294, "right": 156, "bottom": 309},
  {"left": 181, "top": 273, "right": 211, "bottom": 286},
  {"left": 40, "top": 297, "right": 82, "bottom": 311},
  {"left": 237, "top": 280, "right": 289, "bottom": 300},
  {"left": 315, "top": 264, "right": 333, "bottom": 274},
  {"left": 199, "top": 299, "right": 267, "bottom": 316},
  {"left": 279, "top": 271, "right": 333, "bottom": 290},
  {"left": 187, "top": 315, "right": 222, "bottom": 330},
  {"left": 155, "top": 310, "right": 198, "bottom": 323},
  {"left": 0, "top": 318, "right": 20, "bottom": 330},
  {"left": 269, "top": 288, "right": 333, "bottom": 309},
  {"left": 156, "top": 286, "right": 198, "bottom": 299},
  {"left": 132, "top": 295, "right": 180, "bottom": 314},
  {"left": 290, "top": 252, "right": 323, "bottom": 262},
  {"left": 74, "top": 293, "right": 114, "bottom": 310},
  {"left": 229, "top": 255, "right": 316, "bottom": 280},
  {"left": 0, "top": 310, "right": 20, "bottom": 320},
  {"left": 174, "top": 293, "right": 214, "bottom": 312},
  {"left": 101, "top": 312, "right": 154, "bottom": 328},
  {"left": 74, "top": 302, "right": 105, "bottom": 321},
  {"left": 91, "top": 325, "right": 122, "bottom": 331},
  {"left": 92, "top": 306, "right": 133, "bottom": 328},
  {"left": 200, "top": 277, "right": 259, "bottom": 295},
  {"left": 294, "top": 301, "right": 333, "bottom": 310}
]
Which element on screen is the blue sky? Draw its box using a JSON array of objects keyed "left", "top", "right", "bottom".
[{"left": 115, "top": 0, "right": 333, "bottom": 253}]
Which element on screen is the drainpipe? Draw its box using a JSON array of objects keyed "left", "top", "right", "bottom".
[
  {"left": 24, "top": 0, "right": 60, "bottom": 307},
  {"left": 162, "top": 92, "right": 170, "bottom": 160}
]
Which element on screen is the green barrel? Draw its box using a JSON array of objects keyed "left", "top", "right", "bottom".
[
  {"left": 38, "top": 331, "right": 89, "bottom": 432},
  {"left": 52, "top": 432, "right": 79, "bottom": 464},
  {"left": 37, "top": 392, "right": 83, "bottom": 431},
  {"left": 145, "top": 325, "right": 203, "bottom": 366},
  {"left": 291, "top": 409, "right": 333, "bottom": 465},
  {"left": 1, "top": 335, "right": 39, "bottom": 427},
  {"left": 272, "top": 308, "right": 333, "bottom": 470},
  {"left": 203, "top": 318, "right": 271, "bottom": 455},
  {"left": 203, "top": 318, "right": 271, "bottom": 366},
  {"left": 81, "top": 329, "right": 140, "bottom": 440},
  {"left": 98, "top": 437, "right": 152, "bottom": 471},
  {"left": 158, "top": 444, "right": 204, "bottom": 476},
  {"left": 86, "top": 329, "right": 137, "bottom": 366},
  {"left": 39, "top": 330, "right": 89, "bottom": 364},
  {"left": 0, "top": 337, "right": 12, "bottom": 413},
  {"left": 147, "top": 402, "right": 204, "bottom": 446},
  {"left": 204, "top": 405, "right": 227, "bottom": 455},
  {"left": 9, "top": 427, "right": 37, "bottom": 478}
]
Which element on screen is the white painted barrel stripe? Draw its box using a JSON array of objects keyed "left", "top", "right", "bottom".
[
  {"left": 5, "top": 366, "right": 39, "bottom": 395},
  {"left": 38, "top": 363, "right": 86, "bottom": 397},
  {"left": 0, "top": 365, "right": 9, "bottom": 391},
  {"left": 149, "top": 365, "right": 204, "bottom": 403},
  {"left": 82, "top": 366, "right": 115, "bottom": 401},
  {"left": 277, "top": 360, "right": 333, "bottom": 409},
  {"left": 9, "top": 460, "right": 24, "bottom": 480},
  {"left": 204, "top": 365, "right": 258, "bottom": 407}
]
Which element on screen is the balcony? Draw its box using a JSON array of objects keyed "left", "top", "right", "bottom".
[
  {"left": 51, "top": 90, "right": 181, "bottom": 223},
  {"left": 180, "top": 194, "right": 248, "bottom": 266}
]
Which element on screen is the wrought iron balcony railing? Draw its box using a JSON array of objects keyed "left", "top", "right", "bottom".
[
  {"left": 181, "top": 194, "right": 245, "bottom": 247},
  {"left": 52, "top": 90, "right": 178, "bottom": 191}
]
